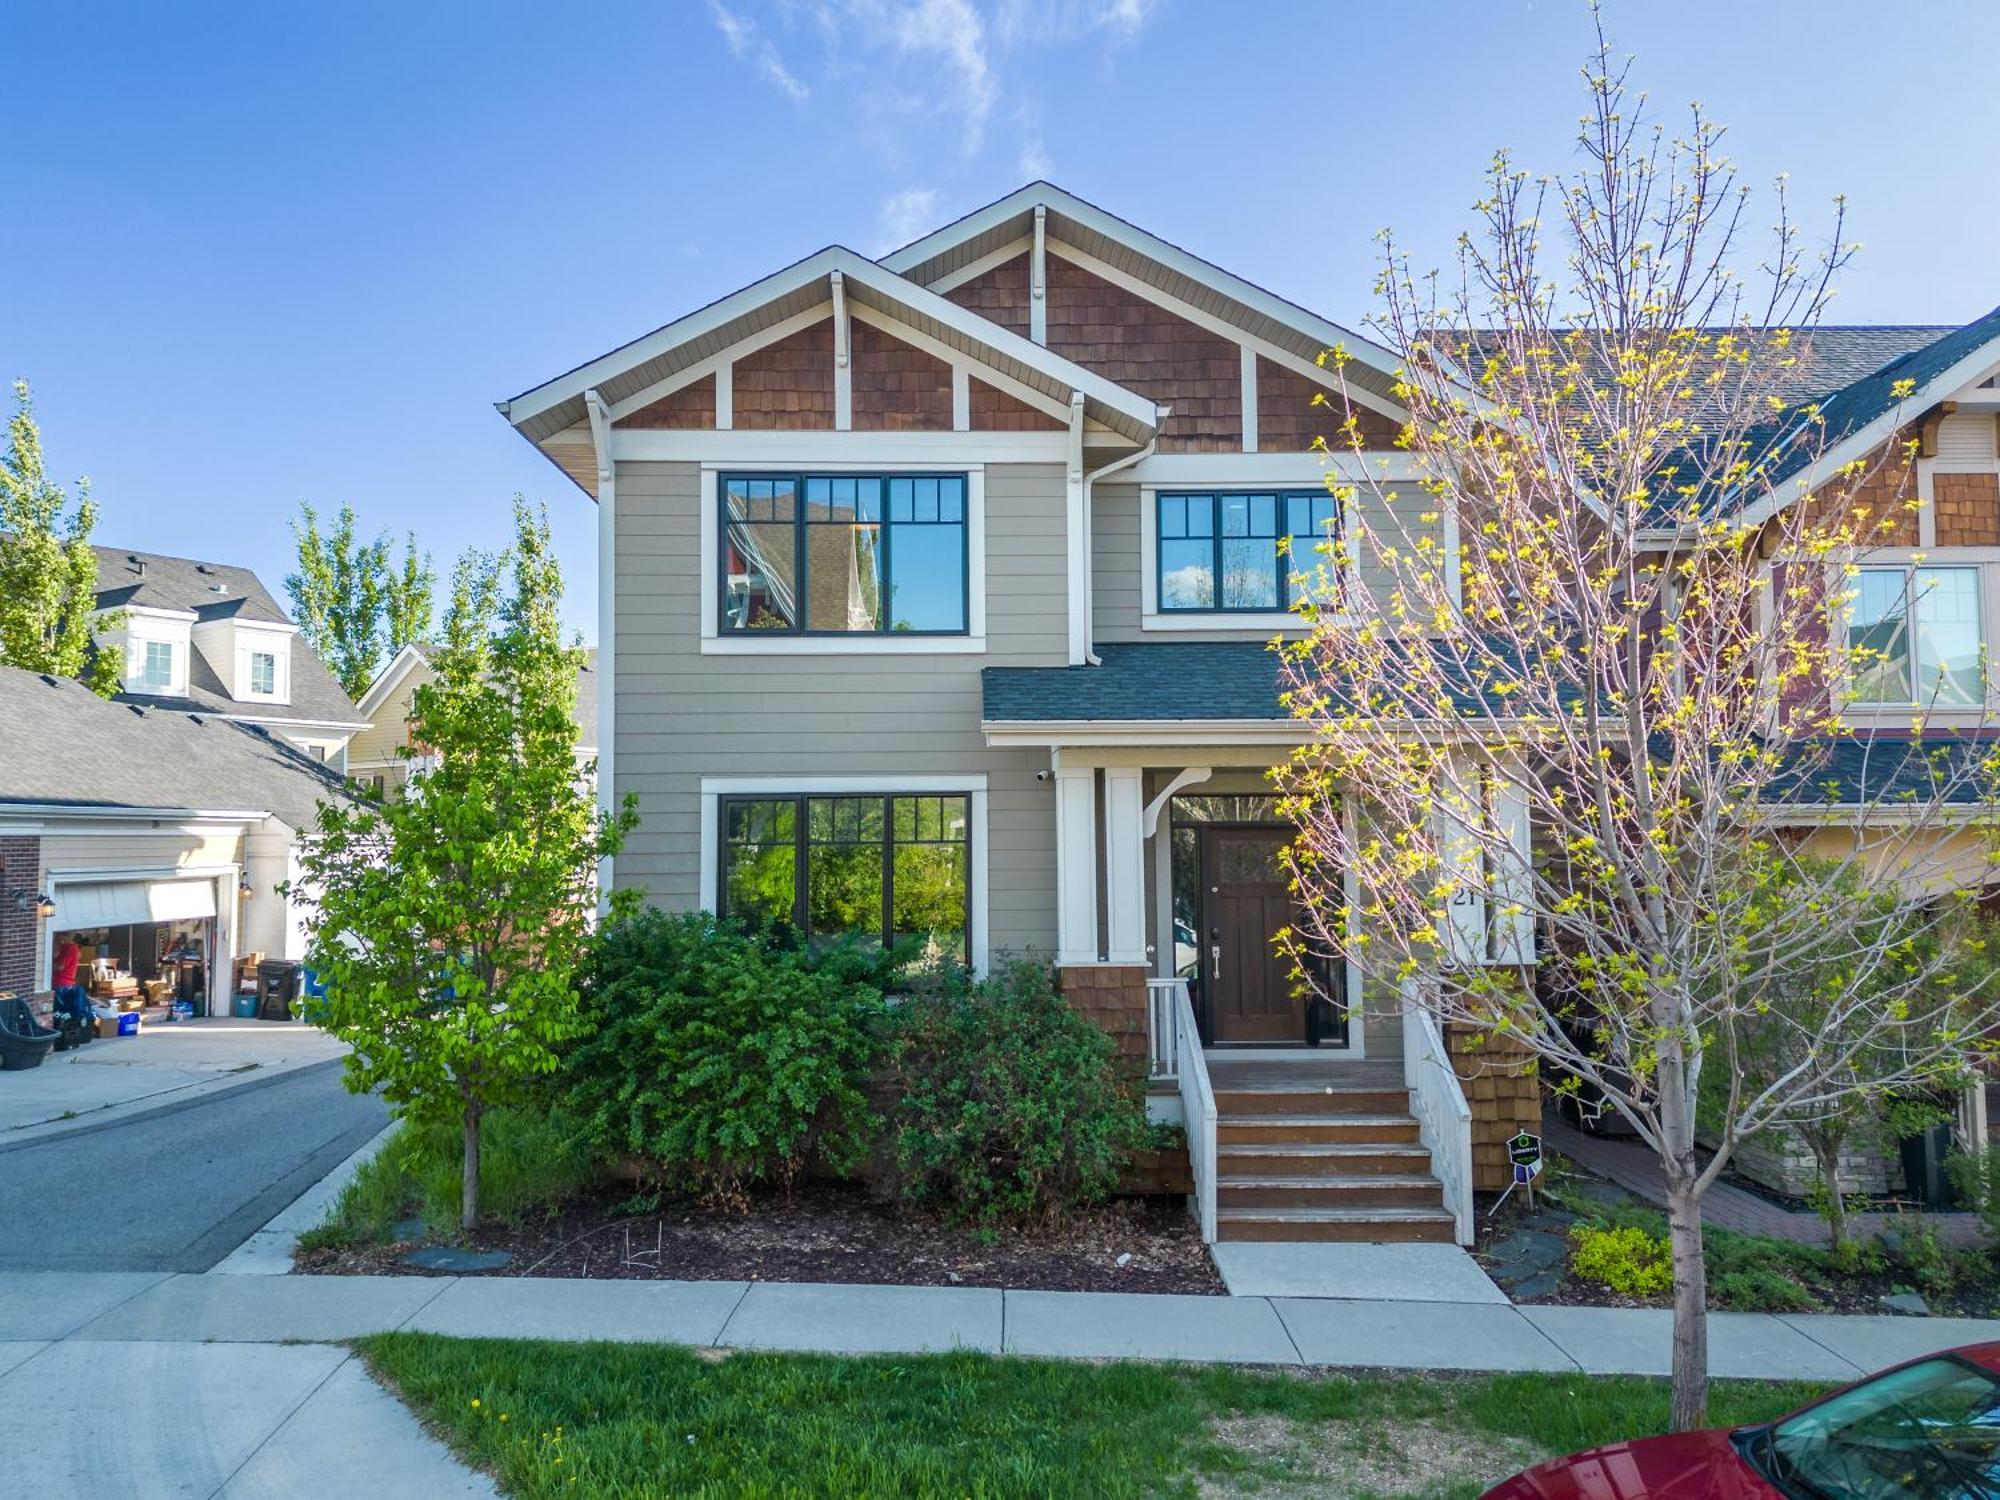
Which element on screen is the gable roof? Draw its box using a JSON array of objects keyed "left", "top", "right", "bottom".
[
  {"left": 92, "top": 544, "right": 365, "bottom": 728},
  {"left": 499, "top": 243, "right": 1161, "bottom": 469},
  {"left": 881, "top": 181, "right": 1411, "bottom": 411},
  {"left": 0, "top": 666, "right": 351, "bottom": 827},
  {"left": 355, "top": 643, "right": 599, "bottom": 751}
]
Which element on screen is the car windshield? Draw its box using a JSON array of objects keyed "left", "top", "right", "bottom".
[{"left": 1763, "top": 1356, "right": 2000, "bottom": 1498}]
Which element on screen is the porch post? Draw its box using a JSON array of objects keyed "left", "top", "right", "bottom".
[
  {"left": 1054, "top": 765, "right": 1098, "bottom": 964},
  {"left": 1103, "top": 767, "right": 1147, "bottom": 964}
]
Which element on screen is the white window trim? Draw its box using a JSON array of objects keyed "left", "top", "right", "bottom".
[
  {"left": 1138, "top": 483, "right": 1357, "bottom": 633},
  {"left": 1838, "top": 556, "right": 1995, "bottom": 712},
  {"left": 698, "top": 774, "right": 989, "bottom": 974},
  {"left": 698, "top": 464, "right": 987, "bottom": 655}
]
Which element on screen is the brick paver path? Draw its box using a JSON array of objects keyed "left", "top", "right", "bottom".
[{"left": 1542, "top": 1114, "right": 1987, "bottom": 1249}]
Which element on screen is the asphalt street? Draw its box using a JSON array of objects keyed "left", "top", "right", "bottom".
[{"left": 0, "top": 1062, "right": 387, "bottom": 1272}]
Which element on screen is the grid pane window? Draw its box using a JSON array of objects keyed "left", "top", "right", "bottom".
[
  {"left": 718, "top": 793, "right": 970, "bottom": 962},
  {"left": 249, "top": 651, "right": 276, "bottom": 695},
  {"left": 1157, "top": 490, "right": 1341, "bottom": 613},
  {"left": 720, "top": 473, "right": 967, "bottom": 635},
  {"left": 1850, "top": 566, "right": 1985, "bottom": 705},
  {"left": 138, "top": 640, "right": 174, "bottom": 689}
]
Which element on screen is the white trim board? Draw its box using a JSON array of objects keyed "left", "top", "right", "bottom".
[{"left": 697, "top": 775, "right": 991, "bottom": 974}]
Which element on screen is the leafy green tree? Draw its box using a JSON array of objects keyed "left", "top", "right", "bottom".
[
  {"left": 286, "top": 501, "right": 435, "bottom": 697},
  {"left": 0, "top": 381, "right": 119, "bottom": 695},
  {"left": 296, "top": 498, "right": 635, "bottom": 1230}
]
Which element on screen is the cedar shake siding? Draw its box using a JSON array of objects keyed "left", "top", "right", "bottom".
[
  {"left": 617, "top": 373, "right": 717, "bottom": 430},
  {"left": 851, "top": 322, "right": 953, "bottom": 431},
  {"left": 1257, "top": 355, "right": 1403, "bottom": 452},
  {"left": 943, "top": 253, "right": 1032, "bottom": 339},
  {"left": 970, "top": 378, "right": 1066, "bottom": 432},
  {"left": 733, "top": 321, "right": 836, "bottom": 430},
  {"left": 1935, "top": 471, "right": 2000, "bottom": 546},
  {"left": 611, "top": 460, "right": 1066, "bottom": 958},
  {"left": 1798, "top": 437, "right": 1921, "bottom": 546},
  {"left": 1044, "top": 256, "right": 1242, "bottom": 452}
]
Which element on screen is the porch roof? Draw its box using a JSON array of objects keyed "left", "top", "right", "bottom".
[{"left": 984, "top": 642, "right": 1290, "bottom": 723}]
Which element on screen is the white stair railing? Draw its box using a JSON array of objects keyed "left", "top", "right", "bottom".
[
  {"left": 1144, "top": 978, "right": 1181, "bottom": 1082},
  {"left": 1401, "top": 977, "right": 1475, "bottom": 1246}
]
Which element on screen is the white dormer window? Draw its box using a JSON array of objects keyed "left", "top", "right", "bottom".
[
  {"left": 139, "top": 640, "right": 175, "bottom": 690},
  {"left": 249, "top": 651, "right": 277, "bottom": 696}
]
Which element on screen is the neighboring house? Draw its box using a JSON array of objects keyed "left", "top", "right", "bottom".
[
  {"left": 0, "top": 665, "right": 350, "bottom": 1023},
  {"left": 495, "top": 180, "right": 2000, "bottom": 1243},
  {"left": 348, "top": 643, "right": 600, "bottom": 797},
  {"left": 91, "top": 545, "right": 368, "bottom": 767}
]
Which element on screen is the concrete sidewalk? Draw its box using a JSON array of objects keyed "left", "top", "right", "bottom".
[
  {"left": 6, "top": 1268, "right": 1998, "bottom": 1383},
  {"left": 0, "top": 1019, "right": 348, "bottom": 1143}
]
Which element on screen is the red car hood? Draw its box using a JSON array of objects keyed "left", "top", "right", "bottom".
[{"left": 1485, "top": 1428, "right": 1784, "bottom": 1500}]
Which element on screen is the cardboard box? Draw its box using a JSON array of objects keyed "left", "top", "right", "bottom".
[
  {"left": 95, "top": 1012, "right": 140, "bottom": 1038},
  {"left": 142, "top": 979, "right": 173, "bottom": 1003}
]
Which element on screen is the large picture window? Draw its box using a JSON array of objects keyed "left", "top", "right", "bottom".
[
  {"left": 1848, "top": 565, "right": 1984, "bottom": 706},
  {"left": 719, "top": 792, "right": 970, "bottom": 962},
  {"left": 721, "top": 473, "right": 969, "bottom": 636},
  {"left": 1157, "top": 490, "right": 1340, "bottom": 613}
]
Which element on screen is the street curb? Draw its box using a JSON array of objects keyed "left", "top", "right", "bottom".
[
  {"left": 0, "top": 1055, "right": 349, "bottom": 1154},
  {"left": 209, "top": 1119, "right": 403, "bottom": 1275}
]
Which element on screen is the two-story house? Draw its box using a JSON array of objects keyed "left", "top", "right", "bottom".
[
  {"left": 92, "top": 546, "right": 368, "bottom": 768},
  {"left": 497, "top": 182, "right": 2000, "bottom": 1244}
]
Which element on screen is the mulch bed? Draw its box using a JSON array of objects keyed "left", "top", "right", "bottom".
[{"left": 295, "top": 1182, "right": 1225, "bottom": 1295}]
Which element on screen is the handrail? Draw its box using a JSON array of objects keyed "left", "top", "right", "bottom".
[
  {"left": 1401, "top": 978, "right": 1475, "bottom": 1246},
  {"left": 1165, "top": 979, "right": 1218, "bottom": 1242},
  {"left": 1144, "top": 978, "right": 1181, "bottom": 1081}
]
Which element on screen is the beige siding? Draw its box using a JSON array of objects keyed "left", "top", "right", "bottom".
[
  {"left": 612, "top": 460, "right": 1065, "bottom": 958},
  {"left": 1091, "top": 481, "right": 1444, "bottom": 643},
  {"left": 41, "top": 830, "right": 243, "bottom": 873},
  {"left": 349, "top": 665, "right": 431, "bottom": 772}
]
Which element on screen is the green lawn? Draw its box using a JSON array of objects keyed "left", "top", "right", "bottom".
[{"left": 358, "top": 1333, "right": 1823, "bottom": 1499}]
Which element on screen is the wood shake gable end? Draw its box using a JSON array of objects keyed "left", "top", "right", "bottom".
[
  {"left": 942, "top": 252, "right": 1032, "bottom": 340},
  {"left": 1257, "top": 355, "right": 1402, "bottom": 452},
  {"left": 619, "top": 372, "right": 717, "bottom": 430},
  {"left": 850, "top": 320, "right": 953, "bottom": 431},
  {"left": 732, "top": 319, "right": 837, "bottom": 430}
]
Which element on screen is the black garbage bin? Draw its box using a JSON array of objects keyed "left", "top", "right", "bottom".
[{"left": 255, "top": 960, "right": 303, "bottom": 1021}]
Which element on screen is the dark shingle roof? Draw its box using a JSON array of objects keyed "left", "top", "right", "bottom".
[
  {"left": 91, "top": 544, "right": 364, "bottom": 726},
  {"left": 1764, "top": 732, "right": 2000, "bottom": 808},
  {"left": 0, "top": 666, "right": 351, "bottom": 827},
  {"left": 986, "top": 643, "right": 1291, "bottom": 722}
]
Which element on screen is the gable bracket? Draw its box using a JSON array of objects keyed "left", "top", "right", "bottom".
[
  {"left": 831, "top": 271, "right": 852, "bottom": 432},
  {"left": 1031, "top": 206, "right": 1048, "bottom": 346}
]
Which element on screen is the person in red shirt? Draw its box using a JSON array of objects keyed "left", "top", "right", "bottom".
[{"left": 52, "top": 937, "right": 91, "bottom": 1027}]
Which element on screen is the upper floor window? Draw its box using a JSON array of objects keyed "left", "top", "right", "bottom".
[
  {"left": 1849, "top": 564, "right": 1984, "bottom": 706},
  {"left": 720, "top": 473, "right": 968, "bottom": 636},
  {"left": 1156, "top": 490, "right": 1340, "bottom": 613},
  {"left": 137, "top": 640, "right": 175, "bottom": 690},
  {"left": 249, "top": 650, "right": 277, "bottom": 695}
]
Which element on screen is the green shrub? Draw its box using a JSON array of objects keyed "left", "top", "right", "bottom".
[
  {"left": 302, "top": 1107, "right": 598, "bottom": 1247},
  {"left": 1569, "top": 1223, "right": 1673, "bottom": 1298},
  {"left": 559, "top": 910, "right": 886, "bottom": 1206},
  {"left": 1710, "top": 1268, "right": 1816, "bottom": 1312},
  {"left": 1948, "top": 1148, "right": 2000, "bottom": 1245},
  {"left": 890, "top": 959, "right": 1147, "bottom": 1227}
]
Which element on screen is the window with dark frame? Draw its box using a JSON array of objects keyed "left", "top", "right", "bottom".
[
  {"left": 1156, "top": 490, "right": 1341, "bottom": 613},
  {"left": 718, "top": 792, "right": 970, "bottom": 962},
  {"left": 720, "top": 473, "right": 969, "bottom": 636}
]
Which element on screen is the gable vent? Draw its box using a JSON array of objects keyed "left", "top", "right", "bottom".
[{"left": 1936, "top": 412, "right": 1998, "bottom": 468}]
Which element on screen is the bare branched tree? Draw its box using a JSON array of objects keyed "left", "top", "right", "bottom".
[{"left": 1277, "top": 16, "right": 2000, "bottom": 1428}]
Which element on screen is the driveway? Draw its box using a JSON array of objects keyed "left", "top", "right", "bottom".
[{"left": 0, "top": 1062, "right": 388, "bottom": 1272}]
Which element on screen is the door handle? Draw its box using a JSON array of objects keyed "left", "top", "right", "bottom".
[{"left": 1210, "top": 943, "right": 1221, "bottom": 983}]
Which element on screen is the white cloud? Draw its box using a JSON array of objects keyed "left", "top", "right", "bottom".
[
  {"left": 707, "top": 0, "right": 811, "bottom": 103},
  {"left": 850, "top": 0, "right": 996, "bottom": 154},
  {"left": 877, "top": 186, "right": 943, "bottom": 252},
  {"left": 992, "top": 0, "right": 1162, "bottom": 47}
]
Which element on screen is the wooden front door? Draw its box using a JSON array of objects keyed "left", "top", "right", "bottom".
[{"left": 1202, "top": 827, "right": 1308, "bottom": 1044}]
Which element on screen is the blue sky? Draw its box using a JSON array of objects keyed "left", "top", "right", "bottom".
[{"left": 11, "top": 1, "right": 2000, "bottom": 646}]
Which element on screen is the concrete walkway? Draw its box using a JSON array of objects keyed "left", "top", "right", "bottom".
[
  {"left": 5, "top": 1268, "right": 1998, "bottom": 1384},
  {"left": 0, "top": 1019, "right": 348, "bottom": 1143}
]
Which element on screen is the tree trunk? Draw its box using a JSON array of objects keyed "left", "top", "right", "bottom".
[
  {"left": 1811, "top": 1135, "right": 1848, "bottom": 1254},
  {"left": 461, "top": 1102, "right": 482, "bottom": 1233},
  {"left": 1665, "top": 1173, "right": 1708, "bottom": 1432}
]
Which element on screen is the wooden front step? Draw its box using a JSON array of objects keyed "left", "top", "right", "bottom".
[
  {"left": 1216, "top": 1206, "right": 1459, "bottom": 1244},
  {"left": 1217, "top": 1142, "right": 1434, "bottom": 1177},
  {"left": 1217, "top": 1113, "right": 1422, "bottom": 1146},
  {"left": 1217, "top": 1175, "right": 1443, "bottom": 1210},
  {"left": 1214, "top": 1087, "right": 1410, "bottom": 1116}
]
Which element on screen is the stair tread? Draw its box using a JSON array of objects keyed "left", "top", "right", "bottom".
[
  {"left": 1221, "top": 1112, "right": 1418, "bottom": 1126},
  {"left": 1217, "top": 1174, "right": 1441, "bottom": 1189},
  {"left": 1218, "top": 1205, "right": 1458, "bottom": 1222},
  {"left": 1218, "top": 1141, "right": 1430, "bottom": 1156}
]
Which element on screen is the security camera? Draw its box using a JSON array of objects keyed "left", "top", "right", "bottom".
[{"left": 1034, "top": 769, "right": 1052, "bottom": 782}]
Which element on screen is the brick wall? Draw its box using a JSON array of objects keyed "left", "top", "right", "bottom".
[
  {"left": 618, "top": 372, "right": 716, "bottom": 430},
  {"left": 1935, "top": 470, "right": 2000, "bottom": 546},
  {"left": 0, "top": 835, "right": 42, "bottom": 998},
  {"left": 1059, "top": 963, "right": 1150, "bottom": 1082},
  {"left": 1446, "top": 1022, "right": 1543, "bottom": 1192}
]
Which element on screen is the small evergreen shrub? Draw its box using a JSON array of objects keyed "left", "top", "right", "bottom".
[
  {"left": 889, "top": 960, "right": 1147, "bottom": 1227},
  {"left": 1568, "top": 1223, "right": 1673, "bottom": 1298},
  {"left": 1710, "top": 1268, "right": 1815, "bottom": 1312},
  {"left": 560, "top": 910, "right": 886, "bottom": 1206}
]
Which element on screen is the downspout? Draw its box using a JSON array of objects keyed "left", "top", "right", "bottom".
[
  {"left": 1079, "top": 407, "right": 1168, "bottom": 667},
  {"left": 584, "top": 388, "right": 616, "bottom": 913}
]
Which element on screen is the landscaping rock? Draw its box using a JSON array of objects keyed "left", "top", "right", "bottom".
[
  {"left": 1878, "top": 1292, "right": 1930, "bottom": 1317},
  {"left": 1487, "top": 1229, "right": 1568, "bottom": 1285},
  {"left": 400, "top": 1246, "right": 515, "bottom": 1273},
  {"left": 1508, "top": 1269, "right": 1562, "bottom": 1301}
]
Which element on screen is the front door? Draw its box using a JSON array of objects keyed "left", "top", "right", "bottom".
[{"left": 1201, "top": 827, "right": 1340, "bottom": 1045}]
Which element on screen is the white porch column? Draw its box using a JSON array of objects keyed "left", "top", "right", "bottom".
[
  {"left": 1103, "top": 767, "right": 1147, "bottom": 964},
  {"left": 1054, "top": 765, "right": 1098, "bottom": 964}
]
